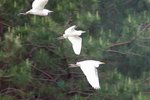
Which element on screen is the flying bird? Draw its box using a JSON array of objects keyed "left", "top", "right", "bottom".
[
  {"left": 19, "top": 0, "right": 53, "bottom": 16},
  {"left": 69, "top": 60, "right": 105, "bottom": 89},
  {"left": 58, "top": 25, "right": 86, "bottom": 55}
]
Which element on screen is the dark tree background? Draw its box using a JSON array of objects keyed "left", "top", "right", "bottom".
[{"left": 0, "top": 0, "right": 150, "bottom": 100}]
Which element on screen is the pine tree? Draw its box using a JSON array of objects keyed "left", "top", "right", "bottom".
[{"left": 0, "top": 0, "right": 150, "bottom": 99}]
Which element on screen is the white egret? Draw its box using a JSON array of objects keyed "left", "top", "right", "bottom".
[
  {"left": 69, "top": 60, "right": 105, "bottom": 89},
  {"left": 59, "top": 25, "right": 86, "bottom": 55},
  {"left": 19, "top": 0, "right": 53, "bottom": 16}
]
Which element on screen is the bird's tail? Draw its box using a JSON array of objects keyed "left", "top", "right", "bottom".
[
  {"left": 48, "top": 10, "right": 53, "bottom": 13},
  {"left": 68, "top": 64, "right": 79, "bottom": 68},
  {"left": 82, "top": 31, "right": 86, "bottom": 33},
  {"left": 57, "top": 36, "right": 65, "bottom": 40},
  {"left": 19, "top": 13, "right": 27, "bottom": 15}
]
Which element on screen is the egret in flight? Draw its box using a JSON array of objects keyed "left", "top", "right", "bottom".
[
  {"left": 69, "top": 60, "right": 105, "bottom": 89},
  {"left": 19, "top": 0, "right": 53, "bottom": 16},
  {"left": 58, "top": 25, "right": 86, "bottom": 55}
]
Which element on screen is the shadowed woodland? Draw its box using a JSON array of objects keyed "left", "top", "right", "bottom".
[{"left": 0, "top": 0, "right": 150, "bottom": 100}]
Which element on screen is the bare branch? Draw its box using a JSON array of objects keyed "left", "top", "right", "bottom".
[
  {"left": 106, "top": 49, "right": 127, "bottom": 55},
  {"left": 107, "top": 23, "right": 150, "bottom": 49},
  {"left": 0, "top": 88, "right": 25, "bottom": 96},
  {"left": 106, "top": 49, "right": 143, "bottom": 57},
  {"left": 108, "top": 39, "right": 134, "bottom": 49},
  {"left": 0, "top": 21, "right": 11, "bottom": 27},
  {"left": 31, "top": 64, "right": 55, "bottom": 81}
]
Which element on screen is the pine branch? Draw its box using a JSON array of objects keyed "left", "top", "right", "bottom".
[
  {"left": 24, "top": 42, "right": 58, "bottom": 58},
  {"left": 106, "top": 49, "right": 143, "bottom": 56},
  {"left": 0, "top": 21, "right": 11, "bottom": 27},
  {"left": 108, "top": 38, "right": 135, "bottom": 49},
  {"left": 107, "top": 23, "right": 150, "bottom": 49},
  {"left": 106, "top": 49, "right": 127, "bottom": 55},
  {"left": 66, "top": 90, "right": 94, "bottom": 97},
  {"left": 31, "top": 64, "right": 55, "bottom": 81},
  {"left": 0, "top": 88, "right": 25, "bottom": 96}
]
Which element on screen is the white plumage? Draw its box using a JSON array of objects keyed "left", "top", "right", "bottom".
[
  {"left": 69, "top": 60, "right": 105, "bottom": 89},
  {"left": 60, "top": 25, "right": 85, "bottom": 55},
  {"left": 68, "top": 37, "right": 82, "bottom": 55},
  {"left": 20, "top": 0, "right": 53, "bottom": 16}
]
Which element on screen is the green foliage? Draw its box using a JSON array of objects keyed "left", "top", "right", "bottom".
[
  {"left": 9, "top": 59, "right": 32, "bottom": 87},
  {"left": 0, "top": 0, "right": 150, "bottom": 100},
  {"left": 0, "top": 95, "right": 14, "bottom": 100}
]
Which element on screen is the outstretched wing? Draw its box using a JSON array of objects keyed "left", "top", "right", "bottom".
[
  {"left": 65, "top": 25, "right": 77, "bottom": 35},
  {"left": 32, "top": 0, "right": 48, "bottom": 10},
  {"left": 68, "top": 36, "right": 82, "bottom": 55},
  {"left": 80, "top": 65, "right": 100, "bottom": 89}
]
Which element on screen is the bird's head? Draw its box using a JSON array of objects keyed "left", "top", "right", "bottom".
[
  {"left": 43, "top": 9, "right": 53, "bottom": 16},
  {"left": 81, "top": 31, "right": 86, "bottom": 33},
  {"left": 78, "top": 30, "right": 86, "bottom": 35}
]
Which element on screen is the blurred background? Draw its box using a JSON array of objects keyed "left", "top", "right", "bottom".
[{"left": 0, "top": 0, "right": 150, "bottom": 100}]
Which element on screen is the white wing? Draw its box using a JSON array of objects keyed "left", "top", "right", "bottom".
[
  {"left": 80, "top": 65, "right": 100, "bottom": 89},
  {"left": 32, "top": 0, "right": 48, "bottom": 10},
  {"left": 68, "top": 37, "right": 82, "bottom": 55},
  {"left": 65, "top": 25, "right": 77, "bottom": 35}
]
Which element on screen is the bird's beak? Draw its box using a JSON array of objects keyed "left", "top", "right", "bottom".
[
  {"left": 49, "top": 11, "right": 54, "bottom": 13},
  {"left": 68, "top": 64, "right": 79, "bottom": 68},
  {"left": 100, "top": 61, "right": 105, "bottom": 64},
  {"left": 48, "top": 11, "right": 53, "bottom": 15}
]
